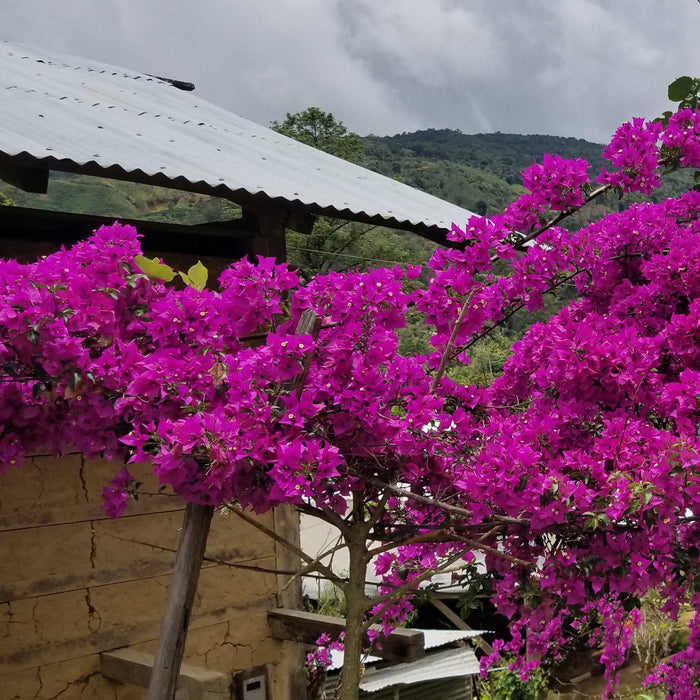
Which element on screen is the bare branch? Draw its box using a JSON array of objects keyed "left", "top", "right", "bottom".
[{"left": 228, "top": 505, "right": 345, "bottom": 587}]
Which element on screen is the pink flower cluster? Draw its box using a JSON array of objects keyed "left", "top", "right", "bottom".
[
  {"left": 0, "top": 108, "right": 699, "bottom": 697},
  {"left": 306, "top": 632, "right": 344, "bottom": 677}
]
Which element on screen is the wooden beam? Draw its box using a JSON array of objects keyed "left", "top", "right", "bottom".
[
  {"left": 267, "top": 608, "right": 426, "bottom": 663},
  {"left": 0, "top": 164, "right": 49, "bottom": 193},
  {"left": 431, "top": 598, "right": 493, "bottom": 655},
  {"left": 0, "top": 204, "right": 252, "bottom": 258},
  {"left": 148, "top": 503, "right": 214, "bottom": 700}
]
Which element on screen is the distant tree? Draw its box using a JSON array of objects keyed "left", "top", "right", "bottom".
[
  {"left": 271, "top": 108, "right": 428, "bottom": 278},
  {"left": 271, "top": 107, "right": 363, "bottom": 164}
]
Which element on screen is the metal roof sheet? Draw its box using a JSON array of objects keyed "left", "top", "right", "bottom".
[
  {"left": 359, "top": 646, "right": 480, "bottom": 692},
  {"left": 0, "top": 40, "right": 475, "bottom": 237},
  {"left": 422, "top": 629, "right": 486, "bottom": 650},
  {"left": 327, "top": 628, "right": 487, "bottom": 671}
]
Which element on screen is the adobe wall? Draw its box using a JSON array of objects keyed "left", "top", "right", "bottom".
[{"left": 0, "top": 454, "right": 304, "bottom": 699}]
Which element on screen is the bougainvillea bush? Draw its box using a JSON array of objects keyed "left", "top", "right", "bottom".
[{"left": 1, "top": 102, "right": 700, "bottom": 700}]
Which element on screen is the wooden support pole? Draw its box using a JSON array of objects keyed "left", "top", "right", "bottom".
[
  {"left": 148, "top": 502, "right": 214, "bottom": 700},
  {"left": 247, "top": 202, "right": 288, "bottom": 263}
]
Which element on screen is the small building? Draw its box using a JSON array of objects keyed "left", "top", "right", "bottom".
[{"left": 0, "top": 40, "right": 475, "bottom": 699}]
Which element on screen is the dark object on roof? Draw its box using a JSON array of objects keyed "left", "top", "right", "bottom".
[{"left": 146, "top": 74, "right": 195, "bottom": 91}]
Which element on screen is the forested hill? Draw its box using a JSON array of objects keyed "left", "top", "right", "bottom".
[
  {"left": 362, "top": 129, "right": 607, "bottom": 216},
  {"left": 366, "top": 129, "right": 606, "bottom": 182}
]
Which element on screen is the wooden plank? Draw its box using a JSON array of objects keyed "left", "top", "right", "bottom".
[
  {"left": 102, "top": 646, "right": 231, "bottom": 698},
  {"left": 431, "top": 598, "right": 493, "bottom": 654},
  {"left": 0, "top": 203, "right": 252, "bottom": 258},
  {"left": 0, "top": 165, "right": 48, "bottom": 193},
  {"left": 267, "top": 608, "right": 426, "bottom": 663}
]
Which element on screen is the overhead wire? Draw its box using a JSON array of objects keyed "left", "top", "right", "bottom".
[{"left": 286, "top": 245, "right": 430, "bottom": 267}]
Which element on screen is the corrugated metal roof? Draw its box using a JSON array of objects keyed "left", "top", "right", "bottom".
[
  {"left": 0, "top": 40, "right": 475, "bottom": 238},
  {"left": 422, "top": 629, "right": 486, "bottom": 650},
  {"left": 361, "top": 677, "right": 472, "bottom": 700},
  {"left": 359, "top": 647, "right": 480, "bottom": 692},
  {"left": 328, "top": 628, "right": 487, "bottom": 671}
]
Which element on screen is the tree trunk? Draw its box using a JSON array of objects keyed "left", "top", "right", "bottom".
[
  {"left": 336, "top": 528, "right": 369, "bottom": 700},
  {"left": 148, "top": 502, "right": 214, "bottom": 700}
]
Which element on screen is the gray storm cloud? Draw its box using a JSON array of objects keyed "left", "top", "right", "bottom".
[{"left": 0, "top": 0, "right": 698, "bottom": 142}]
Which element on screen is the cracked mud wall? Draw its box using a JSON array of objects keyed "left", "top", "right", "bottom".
[{"left": 1, "top": 454, "right": 305, "bottom": 699}]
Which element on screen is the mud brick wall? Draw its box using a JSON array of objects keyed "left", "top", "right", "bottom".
[{"left": 0, "top": 454, "right": 304, "bottom": 699}]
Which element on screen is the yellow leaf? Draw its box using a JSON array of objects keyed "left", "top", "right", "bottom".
[
  {"left": 134, "top": 255, "right": 175, "bottom": 282},
  {"left": 186, "top": 261, "right": 208, "bottom": 291}
]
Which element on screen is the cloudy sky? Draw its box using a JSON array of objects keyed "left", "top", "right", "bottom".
[{"left": 1, "top": 1, "right": 699, "bottom": 144}]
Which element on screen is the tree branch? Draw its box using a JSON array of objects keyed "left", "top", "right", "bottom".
[{"left": 228, "top": 504, "right": 345, "bottom": 587}]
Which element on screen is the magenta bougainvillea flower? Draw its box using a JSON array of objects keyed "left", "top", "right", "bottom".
[{"left": 1, "top": 109, "right": 700, "bottom": 698}]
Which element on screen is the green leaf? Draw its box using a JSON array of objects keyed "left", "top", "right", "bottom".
[
  {"left": 584, "top": 515, "right": 598, "bottom": 530},
  {"left": 133, "top": 255, "right": 175, "bottom": 282},
  {"left": 668, "top": 76, "right": 694, "bottom": 102},
  {"left": 656, "top": 110, "right": 674, "bottom": 128},
  {"left": 186, "top": 261, "right": 208, "bottom": 291}
]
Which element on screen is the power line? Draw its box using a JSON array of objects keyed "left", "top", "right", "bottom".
[{"left": 287, "top": 245, "right": 425, "bottom": 267}]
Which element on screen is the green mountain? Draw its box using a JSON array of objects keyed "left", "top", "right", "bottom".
[
  {"left": 363, "top": 129, "right": 692, "bottom": 220},
  {"left": 363, "top": 129, "right": 608, "bottom": 210}
]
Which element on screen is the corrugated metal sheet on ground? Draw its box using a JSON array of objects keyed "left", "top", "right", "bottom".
[
  {"left": 0, "top": 41, "right": 475, "bottom": 235},
  {"left": 359, "top": 646, "right": 480, "bottom": 692}
]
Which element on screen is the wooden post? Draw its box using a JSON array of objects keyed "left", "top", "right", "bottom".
[
  {"left": 148, "top": 502, "right": 214, "bottom": 700},
  {"left": 249, "top": 203, "right": 288, "bottom": 263}
]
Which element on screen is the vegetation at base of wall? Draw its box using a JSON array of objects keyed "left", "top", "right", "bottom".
[
  {"left": 477, "top": 665, "right": 548, "bottom": 700},
  {"left": 313, "top": 584, "right": 347, "bottom": 618}
]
